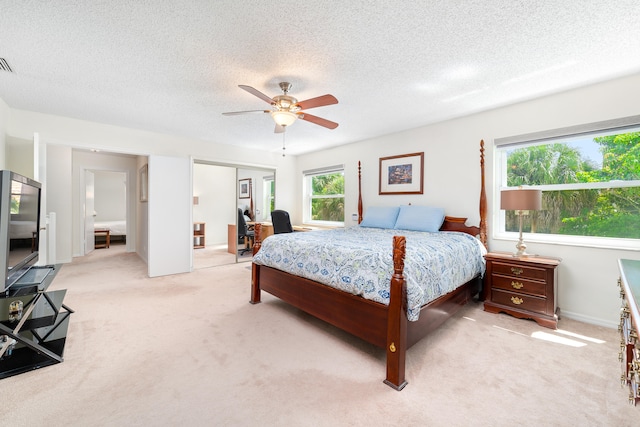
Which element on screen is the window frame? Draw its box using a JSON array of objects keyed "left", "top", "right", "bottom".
[
  {"left": 494, "top": 115, "right": 640, "bottom": 251},
  {"left": 302, "top": 165, "right": 345, "bottom": 227}
]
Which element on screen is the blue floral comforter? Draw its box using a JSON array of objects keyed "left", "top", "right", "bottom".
[{"left": 252, "top": 226, "right": 486, "bottom": 321}]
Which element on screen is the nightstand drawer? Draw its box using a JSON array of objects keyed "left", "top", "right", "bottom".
[
  {"left": 491, "top": 289, "right": 546, "bottom": 314},
  {"left": 491, "top": 261, "right": 547, "bottom": 281},
  {"left": 491, "top": 274, "right": 546, "bottom": 297}
]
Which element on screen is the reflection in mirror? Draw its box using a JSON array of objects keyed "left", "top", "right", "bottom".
[
  {"left": 192, "top": 162, "right": 275, "bottom": 269},
  {"left": 236, "top": 168, "right": 275, "bottom": 264}
]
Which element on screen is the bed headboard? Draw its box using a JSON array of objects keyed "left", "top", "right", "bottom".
[{"left": 357, "top": 140, "right": 488, "bottom": 250}]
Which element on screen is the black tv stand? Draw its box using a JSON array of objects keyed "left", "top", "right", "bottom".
[{"left": 0, "top": 265, "right": 73, "bottom": 379}]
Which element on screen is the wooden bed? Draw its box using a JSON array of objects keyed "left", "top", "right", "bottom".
[{"left": 250, "top": 140, "right": 488, "bottom": 390}]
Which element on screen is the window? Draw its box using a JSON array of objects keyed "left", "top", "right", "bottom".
[
  {"left": 303, "top": 165, "right": 344, "bottom": 225},
  {"left": 262, "top": 176, "right": 274, "bottom": 221},
  {"left": 496, "top": 116, "right": 640, "bottom": 248}
]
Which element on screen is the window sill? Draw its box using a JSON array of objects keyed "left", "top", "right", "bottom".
[
  {"left": 494, "top": 232, "right": 640, "bottom": 252},
  {"left": 303, "top": 221, "right": 343, "bottom": 229}
]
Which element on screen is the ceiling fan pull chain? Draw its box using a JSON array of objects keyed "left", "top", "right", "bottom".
[{"left": 282, "top": 130, "right": 286, "bottom": 157}]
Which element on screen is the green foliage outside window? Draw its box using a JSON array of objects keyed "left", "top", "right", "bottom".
[
  {"left": 310, "top": 172, "right": 344, "bottom": 222},
  {"left": 505, "top": 132, "right": 640, "bottom": 239},
  {"left": 267, "top": 180, "right": 275, "bottom": 213},
  {"left": 11, "top": 195, "right": 20, "bottom": 214}
]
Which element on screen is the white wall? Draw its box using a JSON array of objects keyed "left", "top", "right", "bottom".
[
  {"left": 7, "top": 109, "right": 286, "bottom": 167},
  {"left": 6, "top": 136, "right": 33, "bottom": 177},
  {"left": 148, "top": 155, "right": 191, "bottom": 277},
  {"left": 4, "top": 109, "right": 293, "bottom": 276},
  {"left": 46, "top": 144, "right": 73, "bottom": 263},
  {"left": 297, "top": 72, "right": 640, "bottom": 328},
  {"left": 137, "top": 157, "right": 149, "bottom": 264},
  {"left": 0, "top": 97, "right": 8, "bottom": 169},
  {"left": 94, "top": 171, "right": 126, "bottom": 222},
  {"left": 272, "top": 154, "right": 297, "bottom": 219}
]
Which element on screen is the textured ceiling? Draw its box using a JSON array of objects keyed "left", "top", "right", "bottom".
[{"left": 1, "top": 1, "right": 640, "bottom": 156}]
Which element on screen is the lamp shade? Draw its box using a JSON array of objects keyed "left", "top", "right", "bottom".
[
  {"left": 501, "top": 188, "right": 542, "bottom": 211},
  {"left": 271, "top": 110, "right": 297, "bottom": 127}
]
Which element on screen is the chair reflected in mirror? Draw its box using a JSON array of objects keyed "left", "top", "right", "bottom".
[
  {"left": 271, "top": 210, "right": 293, "bottom": 234},
  {"left": 238, "top": 208, "right": 254, "bottom": 255}
]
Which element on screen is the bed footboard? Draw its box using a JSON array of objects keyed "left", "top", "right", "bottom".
[{"left": 251, "top": 223, "right": 411, "bottom": 390}]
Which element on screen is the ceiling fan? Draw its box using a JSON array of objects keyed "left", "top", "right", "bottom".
[{"left": 223, "top": 82, "right": 339, "bottom": 133}]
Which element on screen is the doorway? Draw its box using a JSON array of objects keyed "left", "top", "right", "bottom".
[
  {"left": 91, "top": 170, "right": 128, "bottom": 250},
  {"left": 75, "top": 149, "right": 139, "bottom": 258}
]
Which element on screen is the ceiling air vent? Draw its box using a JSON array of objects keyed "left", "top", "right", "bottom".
[{"left": 0, "top": 58, "right": 14, "bottom": 73}]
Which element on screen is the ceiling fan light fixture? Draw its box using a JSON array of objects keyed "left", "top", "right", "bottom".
[
  {"left": 271, "top": 110, "right": 297, "bottom": 127},
  {"left": 225, "top": 83, "right": 338, "bottom": 132}
]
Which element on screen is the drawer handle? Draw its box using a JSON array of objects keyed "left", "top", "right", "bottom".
[
  {"left": 511, "top": 267, "right": 523, "bottom": 275},
  {"left": 511, "top": 281, "right": 524, "bottom": 290},
  {"left": 511, "top": 296, "right": 524, "bottom": 305}
]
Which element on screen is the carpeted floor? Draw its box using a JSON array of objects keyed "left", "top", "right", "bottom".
[
  {"left": 2, "top": 245, "right": 638, "bottom": 426},
  {"left": 193, "top": 243, "right": 252, "bottom": 269}
]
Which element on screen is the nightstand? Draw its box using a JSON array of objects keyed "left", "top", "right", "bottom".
[{"left": 483, "top": 252, "right": 561, "bottom": 329}]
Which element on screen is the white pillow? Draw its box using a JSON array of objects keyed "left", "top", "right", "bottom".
[
  {"left": 360, "top": 206, "right": 400, "bottom": 229},
  {"left": 394, "top": 205, "right": 445, "bottom": 232}
]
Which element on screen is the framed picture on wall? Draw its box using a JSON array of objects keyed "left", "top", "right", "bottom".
[
  {"left": 239, "top": 178, "right": 251, "bottom": 199},
  {"left": 379, "top": 152, "right": 424, "bottom": 195},
  {"left": 139, "top": 164, "right": 148, "bottom": 202}
]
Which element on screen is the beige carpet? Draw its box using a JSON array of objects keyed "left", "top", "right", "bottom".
[
  {"left": 3, "top": 245, "right": 638, "bottom": 426},
  {"left": 193, "top": 244, "right": 252, "bottom": 269}
]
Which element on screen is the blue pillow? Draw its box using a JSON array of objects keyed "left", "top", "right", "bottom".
[
  {"left": 360, "top": 206, "right": 400, "bottom": 229},
  {"left": 394, "top": 205, "right": 445, "bottom": 232}
]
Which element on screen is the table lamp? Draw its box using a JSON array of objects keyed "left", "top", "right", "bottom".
[{"left": 501, "top": 188, "right": 542, "bottom": 257}]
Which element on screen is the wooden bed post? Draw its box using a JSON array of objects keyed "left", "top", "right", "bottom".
[
  {"left": 479, "top": 140, "right": 488, "bottom": 250},
  {"left": 252, "top": 222, "right": 262, "bottom": 255},
  {"left": 250, "top": 223, "right": 262, "bottom": 304},
  {"left": 357, "top": 161, "right": 363, "bottom": 224},
  {"left": 249, "top": 180, "right": 254, "bottom": 220},
  {"left": 384, "top": 236, "right": 408, "bottom": 390}
]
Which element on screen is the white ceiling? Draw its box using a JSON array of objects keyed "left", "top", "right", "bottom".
[{"left": 1, "top": 1, "right": 640, "bottom": 156}]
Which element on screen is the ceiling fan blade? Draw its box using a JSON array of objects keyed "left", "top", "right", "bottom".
[
  {"left": 222, "top": 110, "right": 270, "bottom": 116},
  {"left": 274, "top": 124, "right": 285, "bottom": 134},
  {"left": 299, "top": 113, "right": 339, "bottom": 130},
  {"left": 295, "top": 94, "right": 338, "bottom": 110},
  {"left": 239, "top": 85, "right": 274, "bottom": 105}
]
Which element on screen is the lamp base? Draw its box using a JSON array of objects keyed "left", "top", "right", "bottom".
[
  {"left": 513, "top": 240, "right": 538, "bottom": 258},
  {"left": 512, "top": 211, "right": 536, "bottom": 257},
  {"left": 512, "top": 251, "right": 534, "bottom": 258},
  {"left": 513, "top": 238, "right": 531, "bottom": 258}
]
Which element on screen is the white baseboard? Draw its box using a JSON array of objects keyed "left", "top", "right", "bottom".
[{"left": 560, "top": 309, "right": 617, "bottom": 329}]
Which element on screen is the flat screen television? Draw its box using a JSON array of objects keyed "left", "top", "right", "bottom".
[{"left": 0, "top": 170, "right": 42, "bottom": 295}]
